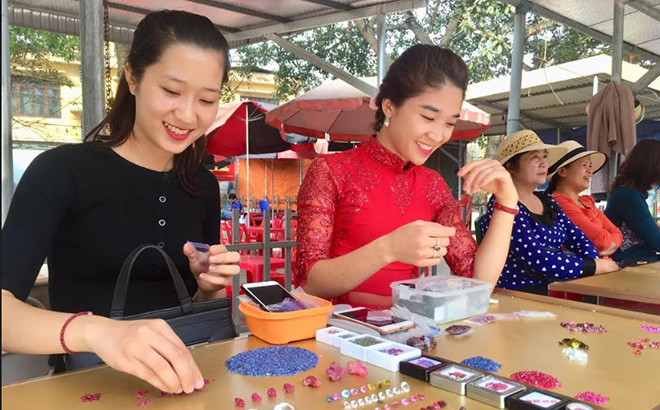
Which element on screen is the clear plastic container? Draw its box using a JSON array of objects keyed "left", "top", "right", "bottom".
[{"left": 390, "top": 276, "right": 493, "bottom": 323}]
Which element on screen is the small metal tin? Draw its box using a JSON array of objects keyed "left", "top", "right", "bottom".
[
  {"left": 466, "top": 375, "right": 526, "bottom": 408},
  {"left": 399, "top": 356, "right": 448, "bottom": 382},
  {"left": 429, "top": 364, "right": 484, "bottom": 395},
  {"left": 508, "top": 389, "right": 571, "bottom": 410}
]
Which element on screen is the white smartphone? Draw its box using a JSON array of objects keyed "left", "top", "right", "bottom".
[
  {"left": 332, "top": 307, "right": 415, "bottom": 335},
  {"left": 240, "top": 281, "right": 304, "bottom": 312}
]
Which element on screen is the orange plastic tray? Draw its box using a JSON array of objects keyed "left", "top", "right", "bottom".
[{"left": 238, "top": 295, "right": 333, "bottom": 345}]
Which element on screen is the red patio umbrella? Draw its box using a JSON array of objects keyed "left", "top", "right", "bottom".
[
  {"left": 265, "top": 77, "right": 490, "bottom": 142},
  {"left": 206, "top": 100, "right": 290, "bottom": 156}
]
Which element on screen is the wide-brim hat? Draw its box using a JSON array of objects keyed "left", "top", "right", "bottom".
[
  {"left": 546, "top": 140, "right": 607, "bottom": 180},
  {"left": 498, "top": 130, "right": 568, "bottom": 166}
]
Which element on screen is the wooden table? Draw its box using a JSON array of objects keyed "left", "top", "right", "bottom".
[
  {"left": 3, "top": 292, "right": 659, "bottom": 410},
  {"left": 548, "top": 262, "right": 660, "bottom": 307}
]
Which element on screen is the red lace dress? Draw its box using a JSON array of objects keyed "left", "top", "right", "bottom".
[{"left": 295, "top": 137, "right": 476, "bottom": 306}]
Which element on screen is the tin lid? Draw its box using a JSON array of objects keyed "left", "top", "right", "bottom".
[
  {"left": 431, "top": 364, "right": 484, "bottom": 383},
  {"left": 468, "top": 375, "right": 526, "bottom": 396}
]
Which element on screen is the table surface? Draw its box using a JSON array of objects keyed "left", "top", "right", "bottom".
[
  {"left": 548, "top": 262, "right": 660, "bottom": 304},
  {"left": 3, "top": 292, "right": 659, "bottom": 410}
]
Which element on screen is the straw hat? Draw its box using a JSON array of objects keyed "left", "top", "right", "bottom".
[
  {"left": 546, "top": 140, "right": 607, "bottom": 180},
  {"left": 634, "top": 98, "right": 645, "bottom": 124},
  {"left": 498, "top": 130, "right": 568, "bottom": 166}
]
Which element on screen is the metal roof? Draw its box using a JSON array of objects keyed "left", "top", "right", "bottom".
[
  {"left": 8, "top": 0, "right": 426, "bottom": 47},
  {"left": 467, "top": 54, "right": 660, "bottom": 136},
  {"left": 501, "top": 0, "right": 660, "bottom": 62}
]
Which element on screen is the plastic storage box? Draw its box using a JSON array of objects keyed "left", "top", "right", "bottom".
[
  {"left": 365, "top": 342, "right": 421, "bottom": 372},
  {"left": 316, "top": 327, "right": 358, "bottom": 347},
  {"left": 391, "top": 276, "right": 493, "bottom": 323},
  {"left": 239, "top": 294, "right": 333, "bottom": 344},
  {"left": 340, "top": 335, "right": 389, "bottom": 361}
]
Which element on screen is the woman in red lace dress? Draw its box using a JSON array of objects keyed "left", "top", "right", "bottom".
[{"left": 296, "top": 45, "right": 519, "bottom": 308}]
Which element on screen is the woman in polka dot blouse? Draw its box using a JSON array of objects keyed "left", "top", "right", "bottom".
[{"left": 480, "top": 131, "right": 620, "bottom": 294}]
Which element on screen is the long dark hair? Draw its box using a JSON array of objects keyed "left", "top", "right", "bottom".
[
  {"left": 610, "top": 139, "right": 660, "bottom": 197},
  {"left": 84, "top": 10, "right": 230, "bottom": 194},
  {"left": 373, "top": 44, "right": 469, "bottom": 132}
]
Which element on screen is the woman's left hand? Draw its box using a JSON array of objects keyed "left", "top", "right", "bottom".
[
  {"left": 457, "top": 158, "right": 518, "bottom": 206},
  {"left": 183, "top": 243, "right": 240, "bottom": 295}
]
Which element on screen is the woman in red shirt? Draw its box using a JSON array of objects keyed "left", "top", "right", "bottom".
[
  {"left": 547, "top": 141, "right": 622, "bottom": 256},
  {"left": 295, "top": 45, "right": 519, "bottom": 308}
]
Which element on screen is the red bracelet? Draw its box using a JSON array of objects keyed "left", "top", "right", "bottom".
[
  {"left": 60, "top": 311, "right": 93, "bottom": 355},
  {"left": 494, "top": 201, "right": 519, "bottom": 215}
]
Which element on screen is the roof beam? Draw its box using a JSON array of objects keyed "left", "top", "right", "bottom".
[
  {"left": 224, "top": 0, "right": 427, "bottom": 44},
  {"left": 631, "top": 61, "right": 660, "bottom": 94},
  {"left": 470, "top": 98, "right": 566, "bottom": 129},
  {"left": 499, "top": 0, "right": 660, "bottom": 62},
  {"left": 486, "top": 83, "right": 592, "bottom": 104},
  {"left": 626, "top": 0, "right": 660, "bottom": 24},
  {"left": 301, "top": 0, "right": 354, "bottom": 11},
  {"left": 106, "top": 2, "right": 239, "bottom": 33},
  {"left": 265, "top": 33, "right": 377, "bottom": 96},
  {"left": 185, "top": 0, "right": 291, "bottom": 23}
]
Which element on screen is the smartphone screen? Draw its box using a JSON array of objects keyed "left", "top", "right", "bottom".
[
  {"left": 242, "top": 283, "right": 306, "bottom": 312},
  {"left": 337, "top": 308, "right": 409, "bottom": 328},
  {"left": 244, "top": 284, "right": 295, "bottom": 306}
]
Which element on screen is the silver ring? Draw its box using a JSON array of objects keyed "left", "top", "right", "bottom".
[
  {"left": 432, "top": 248, "right": 438, "bottom": 258},
  {"left": 434, "top": 237, "right": 442, "bottom": 252}
]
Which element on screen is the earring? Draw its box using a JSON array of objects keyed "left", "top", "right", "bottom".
[{"left": 384, "top": 116, "right": 390, "bottom": 128}]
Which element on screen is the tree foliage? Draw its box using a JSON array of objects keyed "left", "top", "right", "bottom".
[
  {"left": 9, "top": 26, "right": 80, "bottom": 87},
  {"left": 234, "top": 0, "right": 611, "bottom": 100}
]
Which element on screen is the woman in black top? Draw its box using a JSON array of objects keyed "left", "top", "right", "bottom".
[{"left": 2, "top": 10, "right": 239, "bottom": 394}]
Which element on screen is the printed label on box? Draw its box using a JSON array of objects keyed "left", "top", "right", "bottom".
[
  {"left": 476, "top": 378, "right": 517, "bottom": 393},
  {"left": 438, "top": 365, "right": 476, "bottom": 381},
  {"left": 519, "top": 391, "right": 561, "bottom": 408},
  {"left": 408, "top": 357, "right": 443, "bottom": 368}
]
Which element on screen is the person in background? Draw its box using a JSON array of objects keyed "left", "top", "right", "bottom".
[
  {"left": 296, "top": 44, "right": 519, "bottom": 309},
  {"left": 481, "top": 130, "right": 619, "bottom": 295},
  {"left": 546, "top": 140, "right": 622, "bottom": 257},
  {"left": 605, "top": 139, "right": 660, "bottom": 264},
  {"left": 1, "top": 10, "right": 240, "bottom": 394},
  {"left": 222, "top": 193, "right": 243, "bottom": 220}
]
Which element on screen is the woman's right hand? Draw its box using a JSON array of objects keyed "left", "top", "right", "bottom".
[
  {"left": 594, "top": 258, "right": 620, "bottom": 275},
  {"left": 83, "top": 317, "right": 204, "bottom": 394},
  {"left": 382, "top": 220, "right": 455, "bottom": 266}
]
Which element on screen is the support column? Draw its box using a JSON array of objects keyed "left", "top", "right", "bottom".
[
  {"left": 612, "top": 0, "right": 624, "bottom": 83},
  {"left": 506, "top": 4, "right": 528, "bottom": 136},
  {"left": 376, "top": 12, "right": 387, "bottom": 87},
  {"left": 1, "top": 0, "right": 14, "bottom": 225},
  {"left": 79, "top": 0, "right": 106, "bottom": 138},
  {"left": 609, "top": 0, "right": 625, "bottom": 183}
]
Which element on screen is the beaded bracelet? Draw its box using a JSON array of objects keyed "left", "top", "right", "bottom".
[{"left": 60, "top": 311, "right": 93, "bottom": 355}]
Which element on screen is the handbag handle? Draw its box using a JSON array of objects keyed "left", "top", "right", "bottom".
[{"left": 110, "top": 244, "right": 194, "bottom": 319}]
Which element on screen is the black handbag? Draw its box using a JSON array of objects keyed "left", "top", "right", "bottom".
[{"left": 65, "top": 243, "right": 236, "bottom": 371}]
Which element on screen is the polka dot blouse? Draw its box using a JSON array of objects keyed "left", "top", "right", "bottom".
[{"left": 481, "top": 193, "right": 600, "bottom": 289}]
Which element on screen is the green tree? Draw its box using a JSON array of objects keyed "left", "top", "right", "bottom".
[
  {"left": 234, "top": 0, "right": 613, "bottom": 99},
  {"left": 9, "top": 26, "right": 80, "bottom": 87}
]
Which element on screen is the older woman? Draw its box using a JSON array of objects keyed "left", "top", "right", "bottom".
[
  {"left": 480, "top": 131, "right": 619, "bottom": 295},
  {"left": 546, "top": 140, "right": 622, "bottom": 257}
]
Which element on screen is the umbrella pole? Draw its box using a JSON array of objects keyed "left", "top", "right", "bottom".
[
  {"left": 246, "top": 103, "right": 250, "bottom": 228},
  {"left": 299, "top": 158, "right": 303, "bottom": 185}
]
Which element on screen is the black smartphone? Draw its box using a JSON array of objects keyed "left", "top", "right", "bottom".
[{"left": 240, "top": 281, "right": 304, "bottom": 312}]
